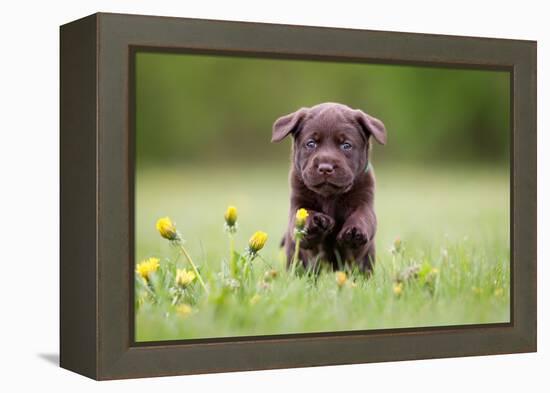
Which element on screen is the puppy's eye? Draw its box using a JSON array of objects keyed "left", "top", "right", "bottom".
[
  {"left": 341, "top": 142, "right": 352, "bottom": 151},
  {"left": 305, "top": 140, "right": 317, "bottom": 149}
]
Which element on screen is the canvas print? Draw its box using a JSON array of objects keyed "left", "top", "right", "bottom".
[{"left": 133, "top": 52, "right": 510, "bottom": 342}]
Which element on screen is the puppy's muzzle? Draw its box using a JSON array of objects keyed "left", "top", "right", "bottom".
[{"left": 317, "top": 163, "right": 335, "bottom": 175}]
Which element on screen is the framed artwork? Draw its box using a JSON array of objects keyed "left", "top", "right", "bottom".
[{"left": 60, "top": 12, "right": 536, "bottom": 380}]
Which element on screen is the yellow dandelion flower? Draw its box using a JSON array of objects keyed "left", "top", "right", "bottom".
[
  {"left": 248, "top": 231, "right": 268, "bottom": 254},
  {"left": 335, "top": 271, "right": 347, "bottom": 287},
  {"left": 393, "top": 282, "right": 404, "bottom": 296},
  {"left": 494, "top": 288, "right": 504, "bottom": 297},
  {"left": 295, "top": 208, "right": 309, "bottom": 230},
  {"left": 156, "top": 216, "right": 179, "bottom": 240},
  {"left": 391, "top": 237, "right": 403, "bottom": 255},
  {"left": 224, "top": 205, "right": 238, "bottom": 228},
  {"left": 135, "top": 257, "right": 160, "bottom": 280},
  {"left": 175, "top": 269, "right": 196, "bottom": 287},
  {"left": 394, "top": 237, "right": 402, "bottom": 249},
  {"left": 249, "top": 294, "right": 261, "bottom": 305},
  {"left": 176, "top": 303, "right": 193, "bottom": 317}
]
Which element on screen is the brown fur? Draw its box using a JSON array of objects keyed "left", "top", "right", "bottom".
[{"left": 271, "top": 102, "right": 387, "bottom": 272}]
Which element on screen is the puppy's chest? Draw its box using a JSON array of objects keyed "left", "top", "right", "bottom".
[{"left": 318, "top": 199, "right": 348, "bottom": 227}]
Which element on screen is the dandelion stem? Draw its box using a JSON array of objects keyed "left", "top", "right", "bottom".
[
  {"left": 229, "top": 234, "right": 237, "bottom": 278},
  {"left": 171, "top": 291, "right": 180, "bottom": 306},
  {"left": 290, "top": 237, "right": 301, "bottom": 276},
  {"left": 243, "top": 252, "right": 256, "bottom": 281},
  {"left": 257, "top": 254, "right": 272, "bottom": 269},
  {"left": 139, "top": 278, "right": 157, "bottom": 302},
  {"left": 178, "top": 243, "right": 209, "bottom": 294},
  {"left": 243, "top": 258, "right": 250, "bottom": 281}
]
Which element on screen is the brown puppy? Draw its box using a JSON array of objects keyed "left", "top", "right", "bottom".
[{"left": 272, "top": 102, "right": 387, "bottom": 272}]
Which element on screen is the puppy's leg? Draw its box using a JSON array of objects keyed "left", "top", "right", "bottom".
[
  {"left": 284, "top": 243, "right": 323, "bottom": 272},
  {"left": 337, "top": 208, "right": 377, "bottom": 272},
  {"left": 359, "top": 241, "right": 376, "bottom": 274},
  {"left": 285, "top": 211, "right": 334, "bottom": 269}
]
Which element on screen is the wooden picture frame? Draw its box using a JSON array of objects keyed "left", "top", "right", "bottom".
[{"left": 60, "top": 12, "right": 537, "bottom": 380}]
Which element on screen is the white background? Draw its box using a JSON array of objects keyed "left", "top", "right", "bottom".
[{"left": 0, "top": 0, "right": 546, "bottom": 390}]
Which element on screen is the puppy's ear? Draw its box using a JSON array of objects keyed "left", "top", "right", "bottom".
[
  {"left": 354, "top": 110, "right": 387, "bottom": 145},
  {"left": 271, "top": 108, "right": 309, "bottom": 142}
]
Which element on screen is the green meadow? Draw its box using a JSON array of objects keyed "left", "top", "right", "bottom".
[{"left": 134, "top": 164, "right": 510, "bottom": 341}]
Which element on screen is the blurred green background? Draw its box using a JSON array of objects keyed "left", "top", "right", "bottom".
[
  {"left": 136, "top": 52, "right": 510, "bottom": 167},
  {"left": 134, "top": 53, "right": 510, "bottom": 338}
]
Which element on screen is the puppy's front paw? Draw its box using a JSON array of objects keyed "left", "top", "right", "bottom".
[
  {"left": 337, "top": 226, "right": 369, "bottom": 249},
  {"left": 309, "top": 212, "right": 334, "bottom": 233},
  {"left": 300, "top": 212, "right": 335, "bottom": 249}
]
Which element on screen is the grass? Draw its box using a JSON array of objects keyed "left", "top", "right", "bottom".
[{"left": 134, "top": 163, "right": 510, "bottom": 341}]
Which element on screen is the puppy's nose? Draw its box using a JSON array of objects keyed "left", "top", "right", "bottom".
[{"left": 317, "top": 163, "right": 335, "bottom": 175}]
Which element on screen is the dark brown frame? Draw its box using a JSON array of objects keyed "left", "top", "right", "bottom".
[{"left": 60, "top": 12, "right": 537, "bottom": 380}]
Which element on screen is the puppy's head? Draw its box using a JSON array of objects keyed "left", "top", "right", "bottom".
[{"left": 272, "top": 103, "right": 386, "bottom": 197}]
